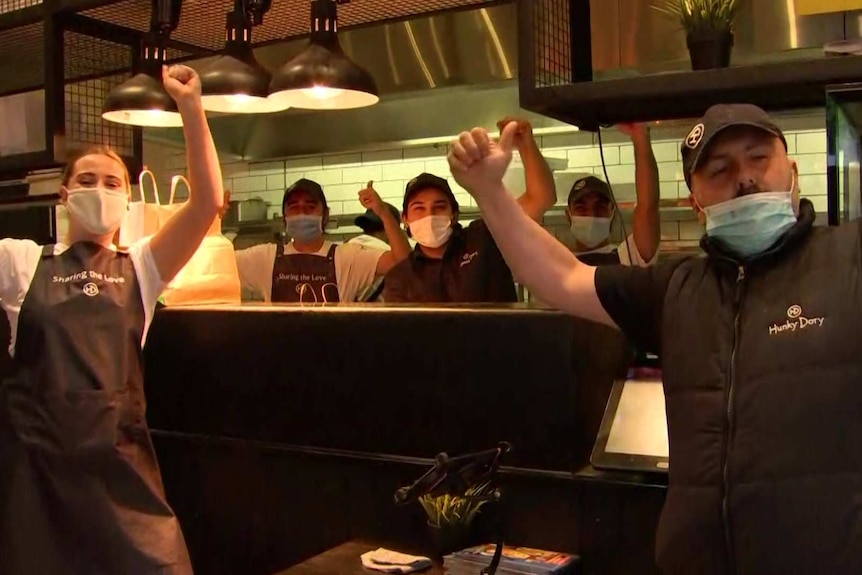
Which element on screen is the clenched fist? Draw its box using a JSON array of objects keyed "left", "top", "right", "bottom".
[
  {"left": 448, "top": 123, "right": 518, "bottom": 201},
  {"left": 358, "top": 181, "right": 385, "bottom": 215},
  {"left": 162, "top": 64, "right": 201, "bottom": 108}
]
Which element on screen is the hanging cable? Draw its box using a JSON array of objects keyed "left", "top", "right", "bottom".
[{"left": 597, "top": 124, "right": 633, "bottom": 265}]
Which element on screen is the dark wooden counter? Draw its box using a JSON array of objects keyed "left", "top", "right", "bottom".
[
  {"left": 142, "top": 305, "right": 662, "bottom": 575},
  {"left": 273, "top": 540, "right": 443, "bottom": 575}
]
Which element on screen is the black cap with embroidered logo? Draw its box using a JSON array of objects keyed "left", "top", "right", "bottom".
[
  {"left": 567, "top": 176, "right": 612, "bottom": 206},
  {"left": 282, "top": 178, "right": 328, "bottom": 214},
  {"left": 681, "top": 103, "right": 787, "bottom": 190},
  {"left": 403, "top": 172, "right": 459, "bottom": 213}
]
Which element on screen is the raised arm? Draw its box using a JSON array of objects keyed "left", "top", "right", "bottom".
[
  {"left": 358, "top": 182, "right": 411, "bottom": 275},
  {"left": 619, "top": 123, "right": 661, "bottom": 263},
  {"left": 149, "top": 65, "right": 224, "bottom": 282},
  {"left": 449, "top": 125, "right": 617, "bottom": 328},
  {"left": 497, "top": 117, "right": 556, "bottom": 221}
]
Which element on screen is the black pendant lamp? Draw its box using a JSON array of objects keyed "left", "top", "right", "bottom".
[
  {"left": 200, "top": 0, "right": 287, "bottom": 114},
  {"left": 103, "top": 0, "right": 183, "bottom": 127},
  {"left": 268, "top": 0, "right": 379, "bottom": 110}
]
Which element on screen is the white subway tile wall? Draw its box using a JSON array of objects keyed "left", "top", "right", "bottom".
[{"left": 140, "top": 127, "right": 830, "bottom": 246}]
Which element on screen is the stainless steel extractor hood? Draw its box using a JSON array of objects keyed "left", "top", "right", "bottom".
[{"left": 143, "top": 1, "right": 571, "bottom": 160}]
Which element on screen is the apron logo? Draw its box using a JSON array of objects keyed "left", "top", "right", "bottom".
[
  {"left": 768, "top": 304, "right": 824, "bottom": 335},
  {"left": 460, "top": 251, "right": 479, "bottom": 267},
  {"left": 82, "top": 282, "right": 99, "bottom": 297},
  {"left": 685, "top": 123, "right": 705, "bottom": 149}
]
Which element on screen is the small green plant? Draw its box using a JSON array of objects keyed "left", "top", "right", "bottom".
[
  {"left": 419, "top": 482, "right": 492, "bottom": 528},
  {"left": 653, "top": 0, "right": 742, "bottom": 34}
]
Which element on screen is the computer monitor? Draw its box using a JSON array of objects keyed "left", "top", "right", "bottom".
[{"left": 590, "top": 377, "right": 669, "bottom": 474}]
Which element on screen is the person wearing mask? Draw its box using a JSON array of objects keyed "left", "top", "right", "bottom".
[
  {"left": 235, "top": 179, "right": 410, "bottom": 303},
  {"left": 448, "top": 104, "right": 862, "bottom": 575},
  {"left": 567, "top": 124, "right": 660, "bottom": 267},
  {"left": 383, "top": 117, "right": 555, "bottom": 303},
  {"left": 347, "top": 202, "right": 409, "bottom": 302},
  {"left": 349, "top": 202, "right": 404, "bottom": 251},
  {"left": 0, "top": 65, "right": 223, "bottom": 574}
]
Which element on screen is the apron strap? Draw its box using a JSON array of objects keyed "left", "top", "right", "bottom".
[
  {"left": 325, "top": 243, "right": 337, "bottom": 262},
  {"left": 40, "top": 244, "right": 55, "bottom": 258},
  {"left": 276, "top": 241, "right": 285, "bottom": 258}
]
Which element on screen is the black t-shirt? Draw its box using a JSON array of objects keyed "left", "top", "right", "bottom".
[
  {"left": 593, "top": 259, "right": 687, "bottom": 356},
  {"left": 383, "top": 220, "right": 517, "bottom": 303}
]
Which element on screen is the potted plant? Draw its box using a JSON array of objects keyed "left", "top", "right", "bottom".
[
  {"left": 419, "top": 482, "right": 492, "bottom": 558},
  {"left": 653, "top": 0, "right": 743, "bottom": 70}
]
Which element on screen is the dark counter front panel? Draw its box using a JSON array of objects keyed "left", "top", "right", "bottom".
[{"left": 143, "top": 306, "right": 581, "bottom": 471}]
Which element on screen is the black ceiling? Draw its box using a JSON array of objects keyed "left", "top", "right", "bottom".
[
  {"left": 0, "top": 0, "right": 499, "bottom": 97},
  {"left": 81, "top": 0, "right": 498, "bottom": 51}
]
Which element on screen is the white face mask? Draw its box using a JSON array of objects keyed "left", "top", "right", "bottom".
[
  {"left": 409, "top": 215, "right": 453, "bottom": 248},
  {"left": 570, "top": 216, "right": 612, "bottom": 249},
  {"left": 65, "top": 187, "right": 129, "bottom": 236}
]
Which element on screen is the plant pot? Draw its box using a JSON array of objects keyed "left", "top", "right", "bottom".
[
  {"left": 427, "top": 521, "right": 473, "bottom": 560},
  {"left": 686, "top": 30, "right": 734, "bottom": 70}
]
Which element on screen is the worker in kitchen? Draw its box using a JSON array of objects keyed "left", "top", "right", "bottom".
[
  {"left": 234, "top": 178, "right": 411, "bottom": 303},
  {"left": 567, "top": 123, "right": 661, "bottom": 267},
  {"left": 350, "top": 201, "right": 404, "bottom": 251},
  {"left": 0, "top": 64, "right": 222, "bottom": 574},
  {"left": 383, "top": 116, "right": 556, "bottom": 303},
  {"left": 347, "top": 202, "right": 410, "bottom": 302},
  {"left": 449, "top": 103, "right": 862, "bottom": 575}
]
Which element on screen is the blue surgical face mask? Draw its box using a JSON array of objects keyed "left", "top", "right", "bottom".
[
  {"left": 285, "top": 214, "right": 323, "bottom": 243},
  {"left": 703, "top": 177, "right": 797, "bottom": 258}
]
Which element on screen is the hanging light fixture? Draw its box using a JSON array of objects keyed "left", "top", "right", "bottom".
[
  {"left": 103, "top": 0, "right": 183, "bottom": 127},
  {"left": 268, "top": 0, "right": 379, "bottom": 110},
  {"left": 200, "top": 0, "right": 287, "bottom": 114}
]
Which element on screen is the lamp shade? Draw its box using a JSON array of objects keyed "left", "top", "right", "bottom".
[
  {"left": 200, "top": 52, "right": 288, "bottom": 114},
  {"left": 268, "top": 43, "right": 379, "bottom": 110},
  {"left": 102, "top": 72, "right": 183, "bottom": 127}
]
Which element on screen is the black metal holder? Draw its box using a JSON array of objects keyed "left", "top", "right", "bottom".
[{"left": 395, "top": 442, "right": 512, "bottom": 575}]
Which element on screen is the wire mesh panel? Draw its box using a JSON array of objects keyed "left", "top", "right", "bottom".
[
  {"left": 0, "top": 0, "right": 41, "bottom": 14},
  {"left": 63, "top": 31, "right": 135, "bottom": 158},
  {"left": 83, "top": 0, "right": 499, "bottom": 51},
  {"left": 0, "top": 22, "right": 44, "bottom": 95},
  {"left": 532, "top": 0, "right": 572, "bottom": 88}
]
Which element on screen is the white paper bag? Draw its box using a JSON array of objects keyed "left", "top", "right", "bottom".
[{"left": 119, "top": 168, "right": 161, "bottom": 248}]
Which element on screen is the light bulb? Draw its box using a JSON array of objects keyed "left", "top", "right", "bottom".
[{"left": 302, "top": 86, "right": 344, "bottom": 100}]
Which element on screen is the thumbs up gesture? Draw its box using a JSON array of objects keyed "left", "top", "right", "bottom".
[
  {"left": 358, "top": 181, "right": 385, "bottom": 215},
  {"left": 448, "top": 122, "right": 518, "bottom": 200}
]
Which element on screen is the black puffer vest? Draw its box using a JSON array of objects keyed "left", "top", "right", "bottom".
[{"left": 657, "top": 200, "right": 862, "bottom": 575}]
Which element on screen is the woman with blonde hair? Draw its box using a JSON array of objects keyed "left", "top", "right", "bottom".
[{"left": 0, "top": 64, "right": 222, "bottom": 574}]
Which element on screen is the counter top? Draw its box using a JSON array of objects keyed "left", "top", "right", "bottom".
[{"left": 157, "top": 302, "right": 565, "bottom": 314}]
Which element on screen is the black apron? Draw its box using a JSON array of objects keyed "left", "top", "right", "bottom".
[
  {"left": 0, "top": 241, "right": 192, "bottom": 575},
  {"left": 271, "top": 242, "right": 340, "bottom": 303}
]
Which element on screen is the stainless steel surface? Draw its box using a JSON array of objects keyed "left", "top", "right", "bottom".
[
  {"left": 0, "top": 90, "right": 45, "bottom": 157},
  {"left": 227, "top": 197, "right": 269, "bottom": 224}
]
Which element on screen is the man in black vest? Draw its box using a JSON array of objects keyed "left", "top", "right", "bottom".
[{"left": 449, "top": 104, "right": 862, "bottom": 575}]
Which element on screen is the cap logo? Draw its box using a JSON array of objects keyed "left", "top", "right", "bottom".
[
  {"left": 685, "top": 123, "right": 705, "bottom": 149},
  {"left": 574, "top": 180, "right": 586, "bottom": 190}
]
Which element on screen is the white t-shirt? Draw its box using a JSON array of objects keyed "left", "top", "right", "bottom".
[
  {"left": 578, "top": 233, "right": 657, "bottom": 267},
  {"left": 0, "top": 238, "right": 165, "bottom": 357},
  {"left": 235, "top": 240, "right": 385, "bottom": 303},
  {"left": 347, "top": 234, "right": 390, "bottom": 251}
]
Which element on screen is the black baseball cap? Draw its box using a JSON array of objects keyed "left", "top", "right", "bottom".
[
  {"left": 283, "top": 178, "right": 328, "bottom": 214},
  {"left": 681, "top": 104, "right": 787, "bottom": 190},
  {"left": 354, "top": 202, "right": 401, "bottom": 232},
  {"left": 568, "top": 176, "right": 612, "bottom": 206},
  {"left": 402, "top": 172, "right": 459, "bottom": 213}
]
